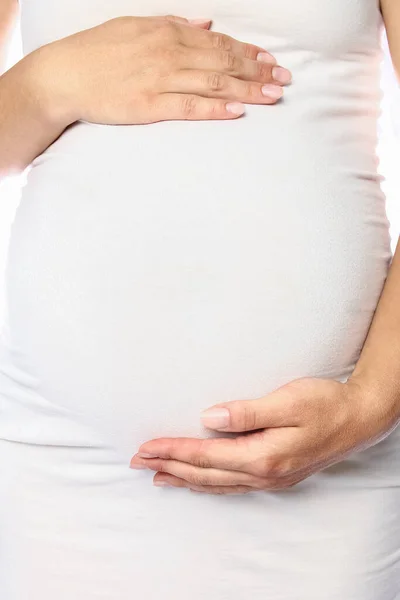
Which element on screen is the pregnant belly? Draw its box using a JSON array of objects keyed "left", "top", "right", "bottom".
[{"left": 2, "top": 118, "right": 392, "bottom": 459}]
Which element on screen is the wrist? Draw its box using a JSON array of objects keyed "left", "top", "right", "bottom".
[{"left": 347, "top": 369, "right": 400, "bottom": 421}]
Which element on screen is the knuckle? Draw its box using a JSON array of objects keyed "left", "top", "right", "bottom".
[
  {"left": 259, "top": 478, "right": 280, "bottom": 491},
  {"left": 270, "top": 464, "right": 286, "bottom": 479},
  {"left": 220, "top": 50, "right": 237, "bottom": 71},
  {"left": 190, "top": 473, "right": 209, "bottom": 487},
  {"left": 195, "top": 455, "right": 213, "bottom": 469},
  {"left": 154, "top": 20, "right": 177, "bottom": 41},
  {"left": 180, "top": 94, "right": 198, "bottom": 118},
  {"left": 283, "top": 377, "right": 310, "bottom": 399},
  {"left": 252, "top": 457, "right": 271, "bottom": 478},
  {"left": 241, "top": 404, "right": 258, "bottom": 431},
  {"left": 257, "top": 63, "right": 273, "bottom": 80},
  {"left": 155, "top": 460, "right": 168, "bottom": 473},
  {"left": 243, "top": 43, "right": 259, "bottom": 59},
  {"left": 194, "top": 440, "right": 213, "bottom": 468},
  {"left": 207, "top": 71, "right": 225, "bottom": 92},
  {"left": 206, "top": 101, "right": 224, "bottom": 118},
  {"left": 212, "top": 33, "right": 232, "bottom": 51},
  {"left": 252, "top": 478, "right": 270, "bottom": 491},
  {"left": 243, "top": 82, "right": 257, "bottom": 99},
  {"left": 108, "top": 16, "right": 137, "bottom": 33},
  {"left": 283, "top": 391, "right": 307, "bottom": 422},
  {"left": 162, "top": 14, "right": 186, "bottom": 26},
  {"left": 259, "top": 457, "right": 285, "bottom": 479}
]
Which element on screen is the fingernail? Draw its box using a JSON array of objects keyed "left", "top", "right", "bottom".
[
  {"left": 272, "top": 66, "right": 292, "bottom": 84},
  {"left": 261, "top": 84, "right": 283, "bottom": 99},
  {"left": 130, "top": 462, "right": 148, "bottom": 469},
  {"left": 137, "top": 452, "right": 158, "bottom": 458},
  {"left": 226, "top": 102, "right": 245, "bottom": 115},
  {"left": 200, "top": 407, "right": 230, "bottom": 428},
  {"left": 153, "top": 480, "right": 171, "bottom": 487},
  {"left": 256, "top": 52, "right": 276, "bottom": 64}
]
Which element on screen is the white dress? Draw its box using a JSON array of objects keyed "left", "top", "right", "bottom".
[{"left": 1, "top": 0, "right": 400, "bottom": 598}]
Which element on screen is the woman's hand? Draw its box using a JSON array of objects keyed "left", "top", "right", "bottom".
[
  {"left": 30, "top": 14, "right": 291, "bottom": 126},
  {"left": 130, "top": 376, "right": 400, "bottom": 494}
]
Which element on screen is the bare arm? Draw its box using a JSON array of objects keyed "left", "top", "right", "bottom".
[
  {"left": 0, "top": 0, "right": 18, "bottom": 72},
  {"left": 0, "top": 13, "right": 290, "bottom": 183},
  {"left": 0, "top": 0, "right": 69, "bottom": 182},
  {"left": 381, "top": 0, "right": 400, "bottom": 80},
  {"left": 0, "top": 46, "right": 72, "bottom": 182},
  {"left": 349, "top": 0, "right": 400, "bottom": 411}
]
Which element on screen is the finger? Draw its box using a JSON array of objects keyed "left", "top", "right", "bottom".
[
  {"left": 131, "top": 455, "right": 265, "bottom": 487},
  {"left": 177, "top": 25, "right": 276, "bottom": 65},
  {"left": 188, "top": 484, "right": 255, "bottom": 495},
  {"left": 189, "top": 485, "right": 253, "bottom": 496},
  {"left": 162, "top": 15, "right": 212, "bottom": 29},
  {"left": 179, "top": 46, "right": 291, "bottom": 86},
  {"left": 187, "top": 474, "right": 309, "bottom": 493},
  {"left": 200, "top": 383, "right": 302, "bottom": 432},
  {"left": 150, "top": 92, "right": 246, "bottom": 121},
  {"left": 135, "top": 435, "right": 268, "bottom": 473},
  {"left": 154, "top": 473, "right": 256, "bottom": 494},
  {"left": 162, "top": 69, "right": 283, "bottom": 103}
]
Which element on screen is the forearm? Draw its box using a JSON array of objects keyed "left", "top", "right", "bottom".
[
  {"left": 348, "top": 0, "right": 400, "bottom": 415},
  {"left": 349, "top": 237, "right": 400, "bottom": 412},
  {"left": 0, "top": 48, "right": 73, "bottom": 181}
]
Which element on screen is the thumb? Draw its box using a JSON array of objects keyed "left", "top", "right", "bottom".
[
  {"left": 200, "top": 383, "right": 301, "bottom": 432},
  {"left": 163, "top": 15, "right": 212, "bottom": 28}
]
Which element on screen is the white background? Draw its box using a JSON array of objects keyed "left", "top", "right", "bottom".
[{"left": 0, "top": 21, "right": 399, "bottom": 327}]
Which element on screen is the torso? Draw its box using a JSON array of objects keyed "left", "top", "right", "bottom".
[
  {"left": 3, "top": 0, "right": 391, "bottom": 454},
  {"left": 1, "top": 4, "right": 399, "bottom": 600}
]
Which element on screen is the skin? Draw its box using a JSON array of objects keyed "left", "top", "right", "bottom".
[
  {"left": 129, "top": 1, "right": 400, "bottom": 494},
  {"left": 0, "top": 12, "right": 292, "bottom": 179},
  {"left": 131, "top": 237, "right": 400, "bottom": 495},
  {"left": 1, "top": 3, "right": 399, "bottom": 495},
  {"left": 0, "top": 0, "right": 18, "bottom": 71}
]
